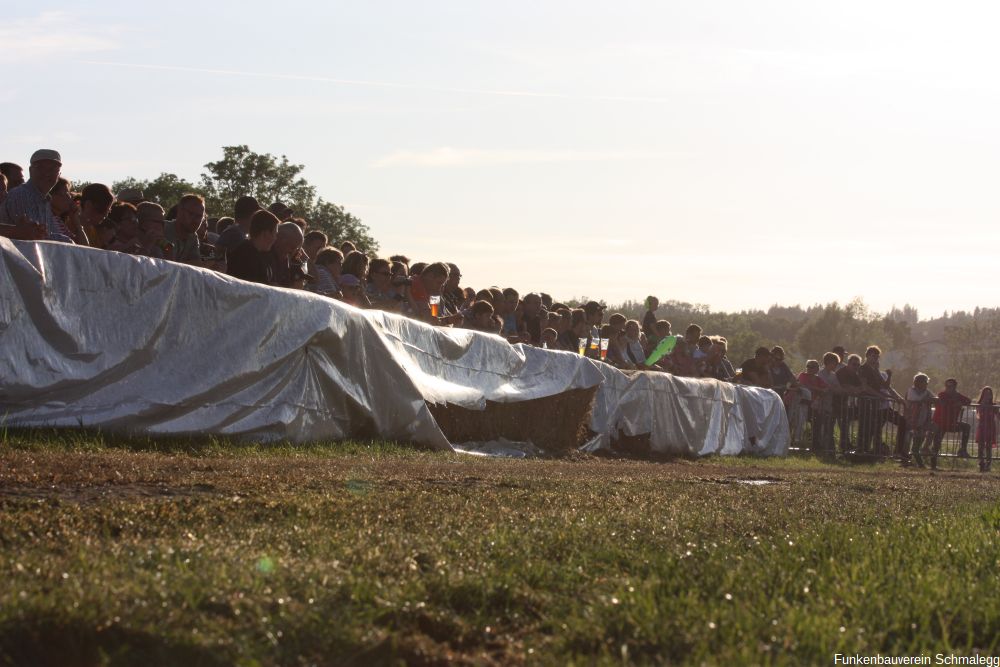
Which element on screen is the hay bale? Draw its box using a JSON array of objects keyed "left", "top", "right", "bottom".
[{"left": 427, "top": 386, "right": 598, "bottom": 453}]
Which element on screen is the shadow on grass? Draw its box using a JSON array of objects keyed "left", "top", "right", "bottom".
[
  {"left": 0, "top": 613, "right": 229, "bottom": 667},
  {"left": 0, "top": 426, "right": 433, "bottom": 458}
]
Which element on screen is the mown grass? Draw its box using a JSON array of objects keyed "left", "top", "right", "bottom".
[{"left": 1, "top": 430, "right": 999, "bottom": 666}]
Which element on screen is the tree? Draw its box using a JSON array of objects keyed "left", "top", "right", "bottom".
[
  {"left": 112, "top": 173, "right": 205, "bottom": 211},
  {"left": 199, "top": 145, "right": 377, "bottom": 252}
]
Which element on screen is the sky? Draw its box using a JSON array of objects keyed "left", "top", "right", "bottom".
[{"left": 5, "top": 1, "right": 1000, "bottom": 318}]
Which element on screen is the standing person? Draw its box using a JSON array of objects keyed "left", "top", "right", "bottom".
[
  {"left": 976, "top": 387, "right": 997, "bottom": 473},
  {"left": 796, "top": 360, "right": 828, "bottom": 454},
  {"left": 816, "top": 352, "right": 844, "bottom": 456},
  {"left": 933, "top": 379, "right": 973, "bottom": 458},
  {"left": 642, "top": 296, "right": 659, "bottom": 339},
  {"left": 226, "top": 210, "right": 280, "bottom": 285},
  {"left": 904, "top": 373, "right": 938, "bottom": 469},
  {"left": 215, "top": 195, "right": 262, "bottom": 256},
  {"left": 164, "top": 194, "right": 206, "bottom": 264},
  {"left": 1, "top": 149, "right": 68, "bottom": 241},
  {"left": 769, "top": 346, "right": 798, "bottom": 398}
]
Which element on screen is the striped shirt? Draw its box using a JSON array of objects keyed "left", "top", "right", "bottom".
[{"left": 0, "top": 180, "right": 73, "bottom": 243}]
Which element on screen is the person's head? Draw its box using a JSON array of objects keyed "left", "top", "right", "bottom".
[
  {"left": 625, "top": 319, "right": 641, "bottom": 340},
  {"left": 471, "top": 300, "right": 495, "bottom": 328},
  {"left": 754, "top": 346, "right": 772, "bottom": 362},
  {"left": 268, "top": 201, "right": 294, "bottom": 221},
  {"left": 410, "top": 262, "right": 428, "bottom": 277},
  {"left": 570, "top": 308, "right": 589, "bottom": 336},
  {"left": 523, "top": 292, "right": 543, "bottom": 317},
  {"left": 0, "top": 162, "right": 24, "bottom": 189},
  {"left": 49, "top": 177, "right": 74, "bottom": 216},
  {"left": 80, "top": 183, "right": 115, "bottom": 225},
  {"left": 540, "top": 293, "right": 553, "bottom": 309},
  {"left": 912, "top": 372, "right": 930, "bottom": 390},
  {"left": 389, "top": 254, "right": 410, "bottom": 266},
  {"left": 28, "top": 150, "right": 61, "bottom": 193},
  {"left": 116, "top": 188, "right": 144, "bottom": 206},
  {"left": 583, "top": 301, "right": 605, "bottom": 326},
  {"left": 770, "top": 345, "right": 786, "bottom": 365},
  {"left": 316, "top": 246, "right": 344, "bottom": 277},
  {"left": 303, "top": 230, "right": 328, "bottom": 261},
  {"left": 655, "top": 320, "right": 672, "bottom": 339},
  {"left": 174, "top": 194, "right": 206, "bottom": 235},
  {"left": 822, "top": 351, "right": 840, "bottom": 369},
  {"left": 943, "top": 378, "right": 958, "bottom": 394},
  {"left": 608, "top": 312, "right": 627, "bottom": 334},
  {"left": 420, "top": 262, "right": 451, "bottom": 295},
  {"left": 979, "top": 386, "right": 994, "bottom": 405},
  {"left": 698, "top": 335, "right": 713, "bottom": 352},
  {"left": 865, "top": 345, "right": 881, "bottom": 362},
  {"left": 547, "top": 310, "right": 562, "bottom": 331},
  {"left": 340, "top": 240, "right": 357, "bottom": 255},
  {"left": 805, "top": 359, "right": 820, "bottom": 375},
  {"left": 368, "top": 258, "right": 392, "bottom": 289},
  {"left": 499, "top": 287, "right": 520, "bottom": 316},
  {"left": 0, "top": 173, "right": 6, "bottom": 205},
  {"left": 341, "top": 250, "right": 370, "bottom": 280},
  {"left": 234, "top": 195, "right": 261, "bottom": 223},
  {"left": 645, "top": 295, "right": 659, "bottom": 311},
  {"left": 137, "top": 202, "right": 166, "bottom": 244},
  {"left": 832, "top": 346, "right": 847, "bottom": 361},
  {"left": 273, "top": 221, "right": 304, "bottom": 259},
  {"left": 248, "top": 210, "right": 280, "bottom": 251},
  {"left": 541, "top": 328, "right": 558, "bottom": 347},
  {"left": 685, "top": 324, "right": 703, "bottom": 345},
  {"left": 475, "top": 289, "right": 494, "bottom": 305},
  {"left": 445, "top": 263, "right": 462, "bottom": 290},
  {"left": 711, "top": 337, "right": 728, "bottom": 359},
  {"left": 337, "top": 273, "right": 363, "bottom": 303},
  {"left": 846, "top": 354, "right": 862, "bottom": 371},
  {"left": 107, "top": 202, "right": 139, "bottom": 240}
]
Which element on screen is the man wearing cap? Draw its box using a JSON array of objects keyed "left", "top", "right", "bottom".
[
  {"left": 215, "top": 195, "right": 261, "bottom": 256},
  {"left": 1, "top": 149, "right": 70, "bottom": 242},
  {"left": 268, "top": 201, "right": 294, "bottom": 222}
]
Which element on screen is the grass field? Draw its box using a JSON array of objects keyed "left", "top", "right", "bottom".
[{"left": 2, "top": 430, "right": 999, "bottom": 666}]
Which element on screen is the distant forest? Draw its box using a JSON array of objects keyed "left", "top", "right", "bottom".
[{"left": 570, "top": 297, "right": 1000, "bottom": 396}]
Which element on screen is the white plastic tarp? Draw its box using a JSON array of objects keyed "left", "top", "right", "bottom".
[{"left": 1, "top": 238, "right": 788, "bottom": 456}]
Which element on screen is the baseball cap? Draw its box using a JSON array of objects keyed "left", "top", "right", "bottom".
[
  {"left": 583, "top": 300, "right": 605, "bottom": 314},
  {"left": 30, "top": 149, "right": 62, "bottom": 165}
]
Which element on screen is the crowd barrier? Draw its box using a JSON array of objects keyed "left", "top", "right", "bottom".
[{"left": 786, "top": 395, "right": 997, "bottom": 467}]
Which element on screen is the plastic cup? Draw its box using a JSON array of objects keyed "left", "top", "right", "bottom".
[
  {"left": 578, "top": 337, "right": 588, "bottom": 355},
  {"left": 600, "top": 338, "right": 609, "bottom": 360},
  {"left": 429, "top": 295, "right": 441, "bottom": 318}
]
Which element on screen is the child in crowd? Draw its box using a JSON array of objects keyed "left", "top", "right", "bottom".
[
  {"left": 541, "top": 327, "right": 558, "bottom": 349},
  {"left": 905, "top": 373, "right": 937, "bottom": 468},
  {"left": 976, "top": 387, "right": 996, "bottom": 473}
]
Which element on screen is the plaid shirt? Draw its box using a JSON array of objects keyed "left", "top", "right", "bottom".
[{"left": 0, "top": 180, "right": 72, "bottom": 242}]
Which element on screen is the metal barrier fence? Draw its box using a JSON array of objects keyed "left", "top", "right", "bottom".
[{"left": 785, "top": 395, "right": 997, "bottom": 469}]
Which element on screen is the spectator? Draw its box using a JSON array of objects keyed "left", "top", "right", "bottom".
[
  {"left": 703, "top": 337, "right": 734, "bottom": 381},
  {"left": 652, "top": 320, "right": 672, "bottom": 346},
  {"left": 269, "top": 222, "right": 305, "bottom": 287},
  {"left": 832, "top": 346, "right": 848, "bottom": 370},
  {"left": 164, "top": 194, "right": 206, "bottom": 264},
  {"left": 767, "top": 346, "right": 798, "bottom": 399},
  {"left": 366, "top": 258, "right": 403, "bottom": 311},
  {"left": 0, "top": 162, "right": 24, "bottom": 189},
  {"left": 518, "top": 293, "right": 545, "bottom": 345},
  {"left": 668, "top": 338, "right": 697, "bottom": 376},
  {"left": 905, "top": 373, "right": 938, "bottom": 468},
  {"left": 216, "top": 217, "right": 235, "bottom": 235},
  {"left": 541, "top": 327, "right": 558, "bottom": 349},
  {"left": 622, "top": 319, "right": 647, "bottom": 367},
  {"left": 116, "top": 188, "right": 144, "bottom": 206},
  {"left": 558, "top": 308, "right": 590, "bottom": 353},
  {"left": 932, "top": 378, "right": 972, "bottom": 458},
  {"left": 857, "top": 346, "right": 892, "bottom": 454},
  {"left": 642, "top": 296, "right": 659, "bottom": 339},
  {"left": 216, "top": 195, "right": 262, "bottom": 256},
  {"left": 466, "top": 300, "right": 499, "bottom": 334},
  {"left": 1, "top": 149, "right": 68, "bottom": 241},
  {"left": 389, "top": 253, "right": 410, "bottom": 267},
  {"left": 337, "top": 273, "right": 364, "bottom": 306},
  {"left": 815, "top": 352, "right": 844, "bottom": 456},
  {"left": 311, "top": 246, "right": 343, "bottom": 297},
  {"left": 443, "top": 263, "right": 465, "bottom": 315},
  {"left": 340, "top": 240, "right": 357, "bottom": 255},
  {"left": 106, "top": 202, "right": 142, "bottom": 253},
  {"left": 268, "top": 201, "right": 294, "bottom": 221},
  {"left": 410, "top": 262, "right": 460, "bottom": 325},
  {"left": 48, "top": 177, "right": 84, "bottom": 243},
  {"left": 739, "top": 347, "right": 772, "bottom": 387},
  {"left": 796, "top": 359, "right": 829, "bottom": 454},
  {"left": 835, "top": 353, "right": 872, "bottom": 452},
  {"left": 498, "top": 288, "right": 523, "bottom": 339},
  {"left": 0, "top": 173, "right": 6, "bottom": 207},
  {"left": 976, "top": 387, "right": 996, "bottom": 473},
  {"left": 135, "top": 203, "right": 172, "bottom": 260},
  {"left": 75, "top": 183, "right": 115, "bottom": 248},
  {"left": 302, "top": 230, "right": 327, "bottom": 271},
  {"left": 226, "top": 210, "right": 280, "bottom": 285},
  {"left": 684, "top": 324, "right": 703, "bottom": 350}
]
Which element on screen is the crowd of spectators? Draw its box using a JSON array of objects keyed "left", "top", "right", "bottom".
[{"left": 3, "top": 149, "right": 996, "bottom": 472}]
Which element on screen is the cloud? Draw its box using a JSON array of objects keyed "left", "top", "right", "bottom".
[
  {"left": 1, "top": 11, "right": 120, "bottom": 61},
  {"left": 371, "top": 147, "right": 675, "bottom": 168}
]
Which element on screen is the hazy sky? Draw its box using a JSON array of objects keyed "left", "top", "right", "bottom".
[{"left": 5, "top": 1, "right": 1000, "bottom": 318}]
